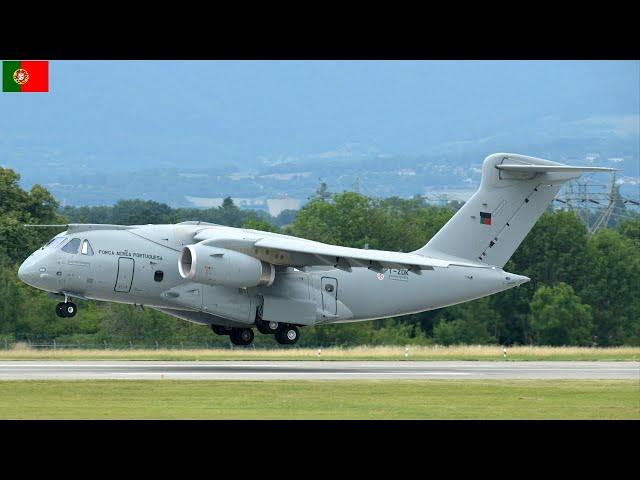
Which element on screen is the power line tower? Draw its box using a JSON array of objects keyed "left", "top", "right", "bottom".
[
  {"left": 554, "top": 171, "right": 639, "bottom": 234},
  {"left": 309, "top": 178, "right": 333, "bottom": 202},
  {"left": 590, "top": 172, "right": 618, "bottom": 234}
]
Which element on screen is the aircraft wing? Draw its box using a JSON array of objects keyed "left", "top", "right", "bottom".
[
  {"left": 192, "top": 228, "right": 482, "bottom": 272},
  {"left": 252, "top": 236, "right": 456, "bottom": 272}
]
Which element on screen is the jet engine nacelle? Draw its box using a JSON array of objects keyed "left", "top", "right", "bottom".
[{"left": 178, "top": 244, "right": 275, "bottom": 288}]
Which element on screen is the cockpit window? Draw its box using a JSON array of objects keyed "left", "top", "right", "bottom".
[
  {"left": 61, "top": 238, "right": 81, "bottom": 254},
  {"left": 45, "top": 237, "right": 66, "bottom": 249},
  {"left": 81, "top": 239, "right": 94, "bottom": 256}
]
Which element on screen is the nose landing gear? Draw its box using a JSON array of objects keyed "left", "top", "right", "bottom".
[{"left": 55, "top": 301, "right": 77, "bottom": 318}]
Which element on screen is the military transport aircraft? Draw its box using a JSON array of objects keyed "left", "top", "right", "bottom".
[{"left": 18, "top": 153, "right": 615, "bottom": 345}]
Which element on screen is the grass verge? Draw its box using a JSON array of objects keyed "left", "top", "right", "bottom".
[
  {"left": 0, "top": 379, "right": 637, "bottom": 419},
  {"left": 0, "top": 345, "right": 638, "bottom": 361}
]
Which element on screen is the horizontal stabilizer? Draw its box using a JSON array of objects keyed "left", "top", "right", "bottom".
[{"left": 496, "top": 164, "right": 618, "bottom": 173}]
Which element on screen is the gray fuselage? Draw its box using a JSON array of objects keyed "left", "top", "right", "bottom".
[{"left": 18, "top": 223, "right": 527, "bottom": 328}]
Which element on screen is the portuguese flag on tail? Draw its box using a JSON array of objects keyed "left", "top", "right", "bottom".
[
  {"left": 480, "top": 211, "right": 492, "bottom": 225},
  {"left": 3, "top": 61, "right": 49, "bottom": 92}
]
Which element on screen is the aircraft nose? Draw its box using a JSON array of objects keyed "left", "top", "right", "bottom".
[
  {"left": 18, "top": 259, "right": 41, "bottom": 287},
  {"left": 18, "top": 261, "right": 31, "bottom": 282}
]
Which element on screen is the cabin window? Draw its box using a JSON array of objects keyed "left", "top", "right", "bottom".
[
  {"left": 45, "top": 236, "right": 66, "bottom": 249},
  {"left": 81, "top": 239, "right": 94, "bottom": 256},
  {"left": 154, "top": 270, "right": 164, "bottom": 282},
  {"left": 61, "top": 238, "right": 81, "bottom": 254}
]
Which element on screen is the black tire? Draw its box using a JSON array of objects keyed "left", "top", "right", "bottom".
[
  {"left": 275, "top": 325, "right": 299, "bottom": 345},
  {"left": 211, "top": 325, "right": 233, "bottom": 336},
  {"left": 256, "top": 320, "right": 279, "bottom": 335},
  {"left": 55, "top": 302, "right": 66, "bottom": 318},
  {"left": 63, "top": 302, "right": 77, "bottom": 318},
  {"left": 230, "top": 328, "right": 254, "bottom": 346}
]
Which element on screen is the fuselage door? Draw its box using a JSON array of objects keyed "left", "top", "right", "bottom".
[
  {"left": 321, "top": 277, "right": 338, "bottom": 315},
  {"left": 115, "top": 257, "right": 135, "bottom": 293}
]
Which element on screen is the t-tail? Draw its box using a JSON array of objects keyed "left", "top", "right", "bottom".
[{"left": 415, "top": 153, "right": 617, "bottom": 267}]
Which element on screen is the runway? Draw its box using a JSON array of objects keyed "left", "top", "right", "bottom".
[{"left": 0, "top": 361, "right": 637, "bottom": 380}]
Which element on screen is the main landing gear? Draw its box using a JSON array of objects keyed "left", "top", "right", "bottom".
[
  {"left": 211, "top": 325, "right": 233, "bottom": 336},
  {"left": 256, "top": 318, "right": 299, "bottom": 345},
  {"left": 212, "top": 325, "right": 254, "bottom": 346},
  {"left": 275, "top": 325, "right": 299, "bottom": 345},
  {"left": 210, "top": 322, "right": 301, "bottom": 346},
  {"left": 256, "top": 320, "right": 280, "bottom": 334},
  {"left": 229, "top": 328, "right": 254, "bottom": 346},
  {"left": 55, "top": 301, "right": 77, "bottom": 318}
]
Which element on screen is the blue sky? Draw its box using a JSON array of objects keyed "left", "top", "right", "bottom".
[{"left": 1, "top": 60, "right": 638, "bottom": 172}]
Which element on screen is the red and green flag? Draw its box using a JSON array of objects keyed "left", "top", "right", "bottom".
[
  {"left": 480, "top": 211, "right": 492, "bottom": 225},
  {"left": 3, "top": 60, "right": 49, "bottom": 92}
]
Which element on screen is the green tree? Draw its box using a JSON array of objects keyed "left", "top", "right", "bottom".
[
  {"left": 617, "top": 218, "right": 639, "bottom": 246},
  {"left": 432, "top": 297, "right": 496, "bottom": 345},
  {"left": 529, "top": 283, "right": 593, "bottom": 346},
  {"left": 0, "top": 168, "right": 67, "bottom": 263},
  {"left": 111, "top": 199, "right": 175, "bottom": 225},
  {"left": 576, "top": 229, "right": 640, "bottom": 346},
  {"left": 243, "top": 214, "right": 280, "bottom": 233},
  {"left": 489, "top": 211, "right": 590, "bottom": 345},
  {"left": 510, "top": 210, "right": 589, "bottom": 287},
  {"left": 217, "top": 197, "right": 245, "bottom": 227},
  {"left": 290, "top": 192, "right": 454, "bottom": 252},
  {"left": 274, "top": 209, "right": 298, "bottom": 227}
]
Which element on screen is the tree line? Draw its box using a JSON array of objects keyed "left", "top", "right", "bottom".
[{"left": 1, "top": 167, "right": 638, "bottom": 347}]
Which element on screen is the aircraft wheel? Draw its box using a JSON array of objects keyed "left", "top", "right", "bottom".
[
  {"left": 230, "top": 328, "right": 254, "bottom": 346},
  {"left": 256, "top": 320, "right": 279, "bottom": 334},
  {"left": 211, "top": 325, "right": 233, "bottom": 336},
  {"left": 63, "top": 302, "right": 77, "bottom": 318},
  {"left": 275, "top": 325, "right": 299, "bottom": 345},
  {"left": 55, "top": 302, "right": 66, "bottom": 318}
]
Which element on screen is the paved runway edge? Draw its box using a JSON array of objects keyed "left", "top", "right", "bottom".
[{"left": 0, "top": 361, "right": 637, "bottom": 380}]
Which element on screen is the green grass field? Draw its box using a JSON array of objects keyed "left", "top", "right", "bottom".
[
  {"left": 1, "top": 345, "right": 638, "bottom": 361},
  {"left": 0, "top": 380, "right": 637, "bottom": 419}
]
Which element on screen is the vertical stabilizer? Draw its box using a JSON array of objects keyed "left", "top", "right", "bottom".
[{"left": 414, "top": 153, "right": 616, "bottom": 267}]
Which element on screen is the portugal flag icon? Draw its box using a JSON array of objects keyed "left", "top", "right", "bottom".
[
  {"left": 480, "top": 211, "right": 492, "bottom": 225},
  {"left": 3, "top": 60, "right": 49, "bottom": 92}
]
